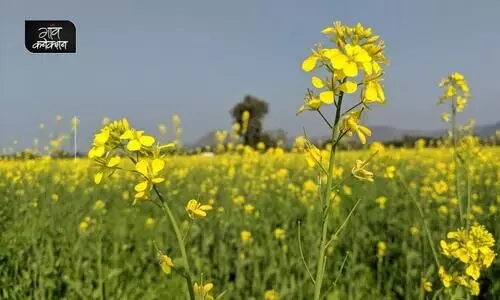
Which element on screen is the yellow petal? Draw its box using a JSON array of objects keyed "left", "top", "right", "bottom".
[
  {"left": 135, "top": 160, "right": 149, "bottom": 175},
  {"left": 94, "top": 172, "right": 103, "bottom": 184},
  {"left": 466, "top": 264, "right": 480, "bottom": 280},
  {"left": 127, "top": 140, "right": 142, "bottom": 151},
  {"left": 140, "top": 135, "right": 155, "bottom": 147},
  {"left": 307, "top": 98, "right": 322, "bottom": 109},
  {"left": 343, "top": 62, "right": 358, "bottom": 77},
  {"left": 194, "top": 209, "right": 207, "bottom": 217},
  {"left": 94, "top": 130, "right": 110, "bottom": 144},
  {"left": 330, "top": 54, "right": 348, "bottom": 70},
  {"left": 186, "top": 199, "right": 198, "bottom": 210},
  {"left": 455, "top": 248, "right": 470, "bottom": 263},
  {"left": 119, "top": 130, "right": 134, "bottom": 140},
  {"left": 91, "top": 146, "right": 105, "bottom": 158},
  {"left": 88, "top": 147, "right": 97, "bottom": 158},
  {"left": 358, "top": 125, "right": 372, "bottom": 137},
  {"left": 152, "top": 159, "right": 165, "bottom": 174},
  {"left": 200, "top": 205, "right": 213, "bottom": 211},
  {"left": 376, "top": 83, "right": 385, "bottom": 101},
  {"left": 319, "top": 91, "right": 334, "bottom": 104},
  {"left": 152, "top": 177, "right": 165, "bottom": 184},
  {"left": 354, "top": 48, "right": 371, "bottom": 63},
  {"left": 357, "top": 130, "right": 367, "bottom": 144},
  {"left": 135, "top": 181, "right": 148, "bottom": 192},
  {"left": 160, "top": 259, "right": 172, "bottom": 274},
  {"left": 340, "top": 81, "right": 357, "bottom": 94},
  {"left": 311, "top": 76, "right": 324, "bottom": 88},
  {"left": 345, "top": 44, "right": 355, "bottom": 56},
  {"left": 302, "top": 56, "right": 318, "bottom": 72},
  {"left": 204, "top": 283, "right": 214, "bottom": 292},
  {"left": 365, "top": 84, "right": 378, "bottom": 101},
  {"left": 362, "top": 62, "right": 373, "bottom": 75},
  {"left": 107, "top": 156, "right": 121, "bottom": 167}
]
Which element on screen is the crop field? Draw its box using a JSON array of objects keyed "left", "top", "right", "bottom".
[
  {"left": 1, "top": 18, "right": 500, "bottom": 300},
  {"left": 1, "top": 143, "right": 499, "bottom": 299}
]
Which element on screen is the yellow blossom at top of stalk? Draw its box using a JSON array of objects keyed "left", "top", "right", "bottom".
[
  {"left": 301, "top": 21, "right": 388, "bottom": 78},
  {"left": 438, "top": 72, "right": 470, "bottom": 109}
]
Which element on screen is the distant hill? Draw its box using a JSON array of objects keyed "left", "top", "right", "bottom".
[
  {"left": 187, "top": 121, "right": 500, "bottom": 149},
  {"left": 305, "top": 122, "right": 499, "bottom": 145}
]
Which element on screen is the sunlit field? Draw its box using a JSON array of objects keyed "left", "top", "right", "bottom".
[
  {"left": 1, "top": 20, "right": 500, "bottom": 300},
  {"left": 1, "top": 145, "right": 499, "bottom": 299}
]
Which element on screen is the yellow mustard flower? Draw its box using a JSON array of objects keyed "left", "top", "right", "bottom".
[
  {"left": 264, "top": 289, "right": 280, "bottom": 300},
  {"left": 134, "top": 159, "right": 166, "bottom": 201},
  {"left": 375, "top": 196, "right": 387, "bottom": 209},
  {"left": 421, "top": 279, "right": 432, "bottom": 292},
  {"left": 342, "top": 111, "right": 372, "bottom": 144},
  {"left": 241, "top": 230, "right": 252, "bottom": 244},
  {"left": 185, "top": 199, "right": 213, "bottom": 219},
  {"left": 193, "top": 282, "right": 214, "bottom": 300},
  {"left": 274, "top": 228, "right": 286, "bottom": 241},
  {"left": 158, "top": 252, "right": 174, "bottom": 274},
  {"left": 351, "top": 160, "right": 374, "bottom": 182}
]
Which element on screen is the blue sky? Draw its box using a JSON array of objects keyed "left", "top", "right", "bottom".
[{"left": 1, "top": 0, "right": 499, "bottom": 150}]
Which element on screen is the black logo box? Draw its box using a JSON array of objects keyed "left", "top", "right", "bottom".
[{"left": 25, "top": 20, "right": 76, "bottom": 53}]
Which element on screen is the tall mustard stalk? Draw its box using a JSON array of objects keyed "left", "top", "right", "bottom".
[
  {"left": 313, "top": 92, "right": 344, "bottom": 300},
  {"left": 297, "top": 21, "right": 388, "bottom": 299}
]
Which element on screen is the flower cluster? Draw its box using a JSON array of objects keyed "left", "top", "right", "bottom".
[
  {"left": 88, "top": 118, "right": 174, "bottom": 202},
  {"left": 298, "top": 22, "right": 388, "bottom": 116},
  {"left": 439, "top": 225, "right": 496, "bottom": 295},
  {"left": 438, "top": 72, "right": 470, "bottom": 112}
]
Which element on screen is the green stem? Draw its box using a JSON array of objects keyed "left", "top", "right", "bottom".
[
  {"left": 466, "top": 169, "right": 472, "bottom": 229},
  {"left": 155, "top": 187, "right": 195, "bottom": 300},
  {"left": 313, "top": 91, "right": 345, "bottom": 300},
  {"left": 98, "top": 216, "right": 105, "bottom": 300},
  {"left": 451, "top": 98, "right": 463, "bottom": 226}
]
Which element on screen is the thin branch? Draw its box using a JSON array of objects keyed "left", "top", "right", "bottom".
[
  {"left": 327, "top": 251, "right": 350, "bottom": 294},
  {"left": 317, "top": 109, "right": 333, "bottom": 129},
  {"left": 341, "top": 102, "right": 364, "bottom": 117},
  {"left": 325, "top": 198, "right": 362, "bottom": 249},
  {"left": 298, "top": 221, "right": 316, "bottom": 285}
]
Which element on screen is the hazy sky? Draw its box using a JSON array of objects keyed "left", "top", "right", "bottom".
[{"left": 1, "top": 0, "right": 499, "bottom": 150}]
